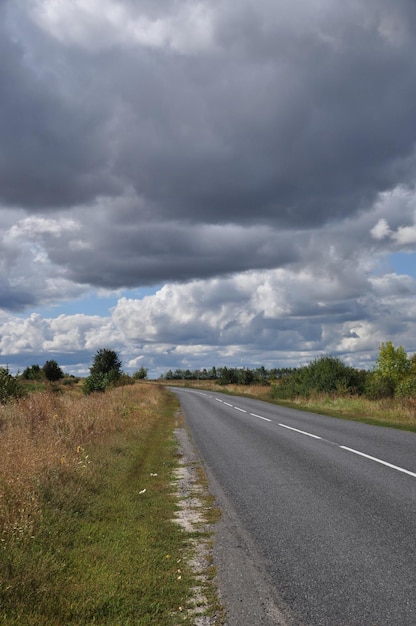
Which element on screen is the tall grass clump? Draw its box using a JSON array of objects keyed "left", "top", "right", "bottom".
[{"left": 0, "top": 383, "right": 197, "bottom": 625}]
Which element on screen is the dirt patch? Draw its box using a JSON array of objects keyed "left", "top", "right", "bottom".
[{"left": 173, "top": 423, "right": 222, "bottom": 625}]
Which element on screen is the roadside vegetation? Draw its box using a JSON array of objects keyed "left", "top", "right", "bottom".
[
  {"left": 0, "top": 380, "right": 216, "bottom": 625},
  {"left": 161, "top": 342, "right": 416, "bottom": 432},
  {"left": 1, "top": 341, "right": 415, "bottom": 622}
]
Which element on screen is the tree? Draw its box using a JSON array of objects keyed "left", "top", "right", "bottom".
[
  {"left": 133, "top": 366, "right": 148, "bottom": 380},
  {"left": 90, "top": 349, "right": 122, "bottom": 379},
  {"left": 83, "top": 349, "right": 122, "bottom": 394},
  {"left": 384, "top": 347, "right": 416, "bottom": 399},
  {"left": 365, "top": 342, "right": 410, "bottom": 398},
  {"left": 375, "top": 342, "right": 409, "bottom": 385},
  {"left": 43, "top": 360, "right": 64, "bottom": 382}
]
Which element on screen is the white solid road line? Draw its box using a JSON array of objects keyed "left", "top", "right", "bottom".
[{"left": 340, "top": 446, "right": 416, "bottom": 478}]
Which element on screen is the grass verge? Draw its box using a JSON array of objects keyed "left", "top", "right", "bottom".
[{"left": 0, "top": 384, "right": 206, "bottom": 625}]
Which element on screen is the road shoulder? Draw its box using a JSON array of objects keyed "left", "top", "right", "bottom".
[{"left": 175, "top": 416, "right": 292, "bottom": 626}]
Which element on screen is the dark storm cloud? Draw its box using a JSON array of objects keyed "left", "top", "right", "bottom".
[
  {"left": 44, "top": 215, "right": 300, "bottom": 287},
  {"left": 110, "top": 29, "right": 416, "bottom": 228},
  {"left": 1, "top": 0, "right": 416, "bottom": 300},
  {"left": 0, "top": 282, "right": 36, "bottom": 311},
  {"left": 0, "top": 8, "right": 118, "bottom": 208},
  {"left": 2, "top": 0, "right": 416, "bottom": 226}
]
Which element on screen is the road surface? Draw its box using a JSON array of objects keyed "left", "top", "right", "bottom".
[{"left": 172, "top": 387, "right": 416, "bottom": 625}]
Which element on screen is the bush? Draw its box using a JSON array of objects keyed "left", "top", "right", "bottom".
[
  {"left": 271, "top": 355, "right": 362, "bottom": 399},
  {"left": 395, "top": 376, "right": 416, "bottom": 399},
  {"left": 271, "top": 372, "right": 304, "bottom": 399},
  {"left": 118, "top": 373, "right": 135, "bottom": 386},
  {"left": 133, "top": 367, "right": 148, "bottom": 380},
  {"left": 83, "top": 349, "right": 123, "bottom": 394},
  {"left": 83, "top": 372, "right": 109, "bottom": 394},
  {"left": 364, "top": 372, "right": 395, "bottom": 400},
  {"left": 0, "top": 367, "right": 22, "bottom": 403},
  {"left": 43, "top": 360, "right": 64, "bottom": 382},
  {"left": 22, "top": 364, "right": 44, "bottom": 380}
]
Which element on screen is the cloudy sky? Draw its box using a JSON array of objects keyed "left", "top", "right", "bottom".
[{"left": 1, "top": 0, "right": 416, "bottom": 377}]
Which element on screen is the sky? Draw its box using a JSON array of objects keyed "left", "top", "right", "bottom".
[{"left": 1, "top": 0, "right": 416, "bottom": 378}]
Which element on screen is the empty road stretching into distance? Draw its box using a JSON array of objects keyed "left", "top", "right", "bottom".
[{"left": 172, "top": 388, "right": 416, "bottom": 625}]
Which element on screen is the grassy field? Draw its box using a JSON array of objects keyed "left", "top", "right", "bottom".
[
  {"left": 0, "top": 383, "right": 217, "bottom": 625},
  {"left": 165, "top": 380, "right": 416, "bottom": 432}
]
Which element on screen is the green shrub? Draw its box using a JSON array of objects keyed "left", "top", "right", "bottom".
[
  {"left": 271, "top": 355, "right": 363, "bottom": 399},
  {"left": 22, "top": 364, "right": 44, "bottom": 380},
  {"left": 395, "top": 376, "right": 416, "bottom": 399},
  {"left": 364, "top": 372, "right": 395, "bottom": 399},
  {"left": 0, "top": 367, "right": 22, "bottom": 403},
  {"left": 83, "top": 349, "right": 124, "bottom": 394},
  {"left": 83, "top": 372, "right": 111, "bottom": 394},
  {"left": 133, "top": 367, "right": 148, "bottom": 380},
  {"left": 43, "top": 360, "right": 64, "bottom": 382}
]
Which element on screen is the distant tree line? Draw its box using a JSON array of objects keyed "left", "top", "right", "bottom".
[
  {"left": 162, "top": 342, "right": 416, "bottom": 400},
  {"left": 0, "top": 350, "right": 149, "bottom": 402},
  {"left": 22, "top": 360, "right": 64, "bottom": 382},
  {"left": 161, "top": 365, "right": 294, "bottom": 385},
  {"left": 1, "top": 342, "right": 416, "bottom": 403}
]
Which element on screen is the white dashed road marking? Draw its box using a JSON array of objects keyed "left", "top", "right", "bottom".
[
  {"left": 205, "top": 391, "right": 416, "bottom": 480},
  {"left": 278, "top": 423, "right": 322, "bottom": 440},
  {"left": 250, "top": 413, "right": 271, "bottom": 422}
]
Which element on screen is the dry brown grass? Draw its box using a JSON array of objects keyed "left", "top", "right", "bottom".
[
  {"left": 0, "top": 382, "right": 211, "bottom": 625},
  {"left": 164, "top": 379, "right": 272, "bottom": 400},
  {"left": 287, "top": 392, "right": 416, "bottom": 429},
  {"left": 0, "top": 383, "right": 162, "bottom": 545}
]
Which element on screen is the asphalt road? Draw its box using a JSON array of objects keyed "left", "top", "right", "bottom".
[{"left": 172, "top": 387, "right": 416, "bottom": 626}]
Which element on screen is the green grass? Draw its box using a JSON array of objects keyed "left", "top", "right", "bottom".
[
  {"left": 0, "top": 387, "right": 197, "bottom": 625},
  {"left": 266, "top": 393, "right": 416, "bottom": 432}
]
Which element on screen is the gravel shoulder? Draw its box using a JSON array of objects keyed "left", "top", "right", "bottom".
[
  {"left": 175, "top": 417, "right": 292, "bottom": 626},
  {"left": 174, "top": 423, "right": 221, "bottom": 625}
]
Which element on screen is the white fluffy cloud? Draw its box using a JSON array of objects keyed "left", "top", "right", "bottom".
[
  {"left": 371, "top": 218, "right": 392, "bottom": 240},
  {"left": 1, "top": 255, "right": 416, "bottom": 376},
  {"left": 370, "top": 190, "right": 416, "bottom": 247},
  {"left": 28, "top": 0, "right": 216, "bottom": 53},
  {"left": 1, "top": 184, "right": 416, "bottom": 375}
]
